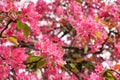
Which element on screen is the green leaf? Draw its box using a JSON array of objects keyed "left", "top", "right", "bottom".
[
  {"left": 77, "top": 0, "right": 82, "bottom": 4},
  {"left": 26, "top": 56, "right": 41, "bottom": 64},
  {"left": 70, "top": 63, "right": 79, "bottom": 73},
  {"left": 36, "top": 59, "right": 46, "bottom": 69},
  {"left": 70, "top": 28, "right": 76, "bottom": 36},
  {"left": 16, "top": 11, "right": 21, "bottom": 15},
  {"left": 17, "top": 20, "right": 23, "bottom": 30},
  {"left": 51, "top": 61, "right": 56, "bottom": 67},
  {"left": 72, "top": 67, "right": 79, "bottom": 73},
  {"left": 8, "top": 36, "right": 18, "bottom": 45},
  {"left": 23, "top": 24, "right": 30, "bottom": 38},
  {"left": 95, "top": 32, "right": 102, "bottom": 38},
  {"left": 70, "top": 63, "right": 76, "bottom": 68},
  {"left": 103, "top": 69, "right": 114, "bottom": 80},
  {"left": 85, "top": 63, "right": 94, "bottom": 70}
]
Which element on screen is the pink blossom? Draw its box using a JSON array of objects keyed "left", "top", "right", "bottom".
[
  {"left": 16, "top": 72, "right": 38, "bottom": 80},
  {"left": 36, "top": 0, "right": 50, "bottom": 16},
  {"left": 0, "top": 61, "right": 11, "bottom": 79},
  {"left": 11, "top": 48, "right": 27, "bottom": 63},
  {"left": 117, "top": 0, "right": 120, "bottom": 4},
  {"left": 0, "top": 0, "right": 120, "bottom": 79},
  {"left": 113, "top": 42, "right": 120, "bottom": 60},
  {"left": 0, "top": 46, "right": 11, "bottom": 58},
  {"left": 55, "top": 6, "right": 64, "bottom": 17},
  {"left": 5, "top": 22, "right": 16, "bottom": 36},
  {"left": 89, "top": 72, "right": 104, "bottom": 80}
]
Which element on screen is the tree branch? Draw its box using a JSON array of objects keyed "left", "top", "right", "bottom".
[
  {"left": 0, "top": 20, "right": 12, "bottom": 37},
  {"left": 109, "top": 69, "right": 120, "bottom": 76},
  {"left": 95, "top": 30, "right": 112, "bottom": 54}
]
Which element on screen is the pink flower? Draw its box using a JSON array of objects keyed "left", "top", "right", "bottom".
[
  {"left": 95, "top": 63, "right": 104, "bottom": 74},
  {"left": 117, "top": 0, "right": 120, "bottom": 4},
  {"left": 113, "top": 42, "right": 120, "bottom": 60},
  {"left": 0, "top": 46, "right": 11, "bottom": 58},
  {"left": 11, "top": 48, "right": 27, "bottom": 63},
  {"left": 89, "top": 72, "right": 104, "bottom": 80},
  {"left": 0, "top": 62, "right": 10, "bottom": 79},
  {"left": 36, "top": 0, "right": 50, "bottom": 16},
  {"left": 21, "top": 2, "right": 41, "bottom": 36},
  {"left": 55, "top": 6, "right": 64, "bottom": 17},
  {"left": 90, "top": 44, "right": 102, "bottom": 53},
  {"left": 16, "top": 72, "right": 38, "bottom": 80},
  {"left": 5, "top": 22, "right": 16, "bottom": 36}
]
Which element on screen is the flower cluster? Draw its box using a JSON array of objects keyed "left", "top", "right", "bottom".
[{"left": 0, "top": 0, "right": 120, "bottom": 80}]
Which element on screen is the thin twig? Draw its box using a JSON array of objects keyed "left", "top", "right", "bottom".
[
  {"left": 95, "top": 30, "right": 112, "bottom": 54},
  {"left": 0, "top": 54, "right": 5, "bottom": 60},
  {"left": 0, "top": 20, "right": 12, "bottom": 37},
  {"left": 109, "top": 69, "right": 120, "bottom": 76}
]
